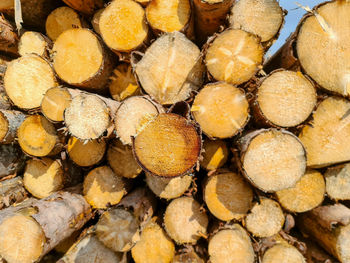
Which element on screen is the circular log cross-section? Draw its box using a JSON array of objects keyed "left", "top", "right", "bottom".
[
  {"left": 41, "top": 87, "right": 72, "bottom": 123},
  {"left": 133, "top": 113, "right": 201, "bottom": 177},
  {"left": 18, "top": 31, "right": 51, "bottom": 57},
  {"left": 239, "top": 129, "right": 306, "bottom": 192},
  {"left": 205, "top": 29, "right": 263, "bottom": 85},
  {"left": 262, "top": 244, "right": 306, "bottom": 263}
]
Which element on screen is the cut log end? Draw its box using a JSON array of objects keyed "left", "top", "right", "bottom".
[
  {"left": 229, "top": 0, "right": 284, "bottom": 43},
  {"left": 245, "top": 198, "right": 285, "bottom": 238},
  {"left": 164, "top": 196, "right": 208, "bottom": 244},
  {"left": 83, "top": 166, "right": 127, "bottom": 209},
  {"left": 201, "top": 139, "right": 229, "bottom": 170},
  {"left": 0, "top": 214, "right": 45, "bottom": 263},
  {"left": 109, "top": 63, "right": 141, "bottom": 101},
  {"left": 64, "top": 94, "right": 110, "bottom": 140},
  {"left": 276, "top": 170, "right": 325, "bottom": 213},
  {"left": 67, "top": 137, "right": 106, "bottom": 167},
  {"left": 325, "top": 163, "right": 350, "bottom": 201},
  {"left": 296, "top": 1, "right": 350, "bottom": 96},
  {"left": 241, "top": 129, "right": 306, "bottom": 192},
  {"left": 205, "top": 29, "right": 263, "bottom": 85},
  {"left": 133, "top": 113, "right": 201, "bottom": 177},
  {"left": 299, "top": 97, "right": 350, "bottom": 168},
  {"left": 131, "top": 221, "right": 175, "bottom": 263},
  {"left": 192, "top": 82, "right": 249, "bottom": 138},
  {"left": 41, "top": 87, "right": 72, "bottom": 123},
  {"left": 107, "top": 140, "right": 142, "bottom": 179},
  {"left": 46, "top": 6, "right": 83, "bottom": 41},
  {"left": 256, "top": 70, "right": 316, "bottom": 127},
  {"left": 145, "top": 173, "right": 192, "bottom": 199},
  {"left": 115, "top": 96, "right": 161, "bottom": 145},
  {"left": 146, "top": 0, "right": 191, "bottom": 33},
  {"left": 135, "top": 31, "right": 204, "bottom": 105},
  {"left": 204, "top": 172, "right": 253, "bottom": 221},
  {"left": 23, "top": 158, "right": 64, "bottom": 199},
  {"left": 18, "top": 115, "right": 59, "bottom": 157},
  {"left": 96, "top": 208, "right": 140, "bottom": 252},
  {"left": 99, "top": 0, "right": 148, "bottom": 52},
  {"left": 262, "top": 244, "right": 306, "bottom": 263},
  {"left": 4, "top": 55, "right": 57, "bottom": 110},
  {"left": 18, "top": 31, "right": 50, "bottom": 57},
  {"left": 208, "top": 225, "right": 255, "bottom": 263}
]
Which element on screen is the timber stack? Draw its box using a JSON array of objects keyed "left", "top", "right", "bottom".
[{"left": 0, "top": 0, "right": 349, "bottom": 262}]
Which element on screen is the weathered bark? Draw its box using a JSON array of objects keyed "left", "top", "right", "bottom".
[
  {"left": 0, "top": 15, "right": 18, "bottom": 57},
  {"left": 0, "top": 189, "right": 92, "bottom": 263},
  {"left": 297, "top": 204, "right": 350, "bottom": 263},
  {"left": 52, "top": 28, "right": 114, "bottom": 92},
  {"left": 0, "top": 177, "right": 27, "bottom": 210},
  {"left": 0, "top": 144, "right": 25, "bottom": 179},
  {"left": 62, "top": 0, "right": 104, "bottom": 16},
  {"left": 0, "top": 86, "right": 11, "bottom": 110},
  {"left": 0, "top": 109, "right": 25, "bottom": 144}
]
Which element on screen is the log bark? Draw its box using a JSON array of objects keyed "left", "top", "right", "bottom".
[
  {"left": 238, "top": 129, "right": 306, "bottom": 192},
  {"left": 191, "top": 82, "right": 249, "bottom": 138},
  {"left": 62, "top": 0, "right": 104, "bottom": 16},
  {"left": 0, "top": 176, "right": 27, "bottom": 210},
  {"left": 164, "top": 196, "right": 208, "bottom": 244},
  {"left": 18, "top": 31, "right": 52, "bottom": 58},
  {"left": 52, "top": 28, "right": 114, "bottom": 92},
  {"left": 0, "top": 144, "right": 25, "bottom": 179},
  {"left": 297, "top": 204, "right": 350, "bottom": 263},
  {"left": 0, "top": 86, "right": 11, "bottom": 110},
  {"left": 4, "top": 54, "right": 57, "bottom": 110},
  {"left": 0, "top": 15, "right": 18, "bottom": 57},
  {"left": 0, "top": 109, "right": 25, "bottom": 144},
  {"left": 0, "top": 189, "right": 92, "bottom": 263},
  {"left": 133, "top": 31, "right": 205, "bottom": 105},
  {"left": 133, "top": 113, "right": 201, "bottom": 178},
  {"left": 193, "top": 0, "right": 234, "bottom": 45}
]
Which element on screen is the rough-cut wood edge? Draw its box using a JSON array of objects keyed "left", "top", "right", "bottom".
[
  {"left": 250, "top": 69, "right": 317, "bottom": 128},
  {"left": 18, "top": 31, "right": 52, "bottom": 59},
  {"left": 132, "top": 113, "right": 202, "bottom": 178},
  {"left": 0, "top": 176, "right": 28, "bottom": 210},
  {"left": 0, "top": 109, "right": 26, "bottom": 144},
  {"left": 236, "top": 128, "right": 307, "bottom": 192}
]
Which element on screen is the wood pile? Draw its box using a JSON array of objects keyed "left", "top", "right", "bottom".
[{"left": 0, "top": 0, "right": 349, "bottom": 262}]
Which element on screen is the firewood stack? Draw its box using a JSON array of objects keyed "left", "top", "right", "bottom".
[{"left": 0, "top": 0, "right": 349, "bottom": 262}]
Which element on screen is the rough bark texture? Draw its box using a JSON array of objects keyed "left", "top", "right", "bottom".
[
  {"left": 62, "top": 0, "right": 104, "bottom": 16},
  {"left": 0, "top": 144, "right": 25, "bottom": 179},
  {"left": 0, "top": 15, "right": 18, "bottom": 57},
  {"left": 0, "top": 176, "right": 27, "bottom": 210}
]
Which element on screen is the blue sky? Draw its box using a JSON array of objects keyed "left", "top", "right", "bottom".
[{"left": 268, "top": 0, "right": 324, "bottom": 56}]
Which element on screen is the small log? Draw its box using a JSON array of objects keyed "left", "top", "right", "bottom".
[
  {"left": 299, "top": 97, "right": 350, "bottom": 168},
  {"left": 191, "top": 82, "right": 249, "bottom": 138},
  {"left": 205, "top": 28, "right": 263, "bottom": 85},
  {"left": 46, "top": 6, "right": 85, "bottom": 41},
  {"left": 58, "top": 232, "right": 123, "bottom": 263},
  {"left": 18, "top": 31, "right": 52, "bottom": 58},
  {"left": 208, "top": 224, "right": 255, "bottom": 263},
  {"left": 245, "top": 197, "right": 285, "bottom": 238},
  {"left": 203, "top": 171, "right": 253, "bottom": 221},
  {"left": 17, "top": 115, "right": 62, "bottom": 157},
  {"left": 297, "top": 204, "right": 350, "bottom": 262},
  {"left": 83, "top": 166, "right": 127, "bottom": 209},
  {"left": 67, "top": 136, "right": 106, "bottom": 167},
  {"left": 193, "top": 0, "right": 234, "bottom": 45},
  {"left": 107, "top": 139, "right": 142, "bottom": 179},
  {"left": 325, "top": 163, "right": 350, "bottom": 201},
  {"left": 253, "top": 70, "right": 317, "bottom": 128},
  {"left": 164, "top": 196, "right": 208, "bottom": 244},
  {"left": 0, "top": 177, "right": 27, "bottom": 210},
  {"left": 23, "top": 157, "right": 64, "bottom": 199},
  {"left": 0, "top": 144, "right": 25, "bottom": 179},
  {"left": 133, "top": 113, "right": 201, "bottom": 178},
  {"left": 0, "top": 190, "right": 92, "bottom": 263},
  {"left": 238, "top": 129, "right": 306, "bottom": 192},
  {"left": 200, "top": 139, "right": 229, "bottom": 171},
  {"left": 0, "top": 109, "right": 25, "bottom": 144},
  {"left": 229, "top": 0, "right": 284, "bottom": 45},
  {"left": 276, "top": 170, "right": 325, "bottom": 213},
  {"left": 4, "top": 54, "right": 57, "bottom": 110},
  {"left": 145, "top": 173, "right": 192, "bottom": 199},
  {"left": 52, "top": 28, "right": 114, "bottom": 92},
  {"left": 134, "top": 31, "right": 204, "bottom": 105},
  {"left": 145, "top": 0, "right": 193, "bottom": 38},
  {"left": 115, "top": 96, "right": 163, "bottom": 145},
  {"left": 98, "top": 0, "right": 149, "bottom": 54},
  {"left": 109, "top": 63, "right": 141, "bottom": 101},
  {"left": 262, "top": 243, "right": 306, "bottom": 263},
  {"left": 131, "top": 220, "right": 175, "bottom": 263}
]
